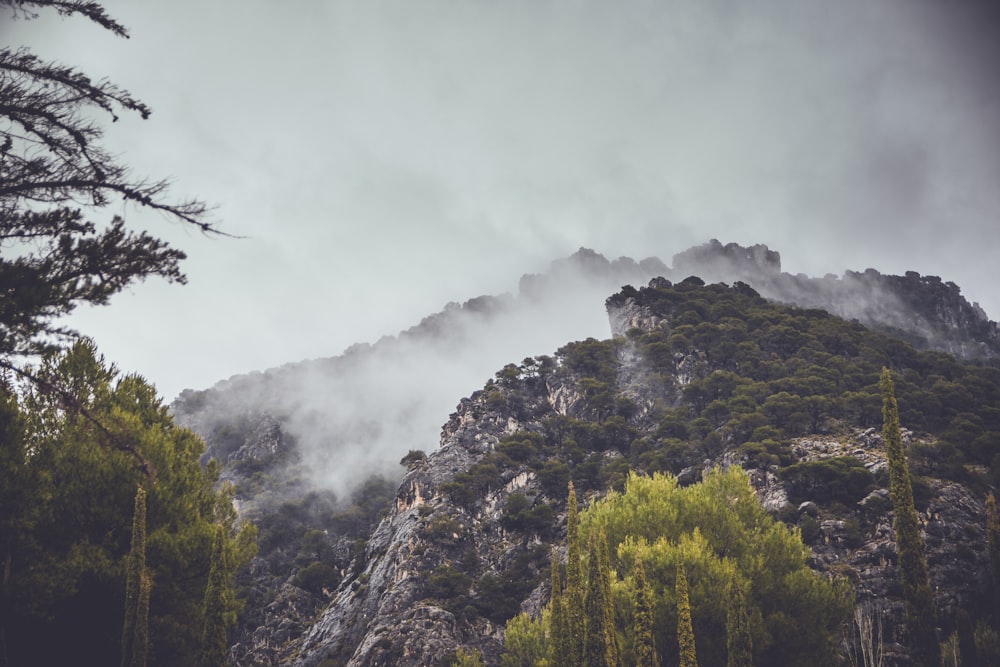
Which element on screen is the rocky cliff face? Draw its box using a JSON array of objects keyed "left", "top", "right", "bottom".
[
  {"left": 172, "top": 243, "right": 1000, "bottom": 666},
  {"left": 285, "top": 365, "right": 579, "bottom": 666},
  {"left": 252, "top": 278, "right": 995, "bottom": 666}
]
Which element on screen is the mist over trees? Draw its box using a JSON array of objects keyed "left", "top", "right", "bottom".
[{"left": 3, "top": 4, "right": 1000, "bottom": 667}]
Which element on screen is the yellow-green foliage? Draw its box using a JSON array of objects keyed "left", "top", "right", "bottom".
[
  {"left": 501, "top": 611, "right": 551, "bottom": 667},
  {"left": 632, "top": 558, "right": 658, "bottom": 667},
  {"left": 504, "top": 467, "right": 851, "bottom": 667},
  {"left": 676, "top": 564, "right": 697, "bottom": 667},
  {"left": 451, "top": 647, "right": 485, "bottom": 667},
  {"left": 725, "top": 574, "right": 752, "bottom": 667},
  {"left": 564, "top": 482, "right": 585, "bottom": 666},
  {"left": 581, "top": 468, "right": 853, "bottom": 667}
]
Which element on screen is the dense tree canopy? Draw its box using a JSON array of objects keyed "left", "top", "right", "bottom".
[
  {"left": 505, "top": 469, "right": 853, "bottom": 667},
  {"left": 440, "top": 278, "right": 1000, "bottom": 664},
  {"left": 0, "top": 342, "right": 255, "bottom": 666}
]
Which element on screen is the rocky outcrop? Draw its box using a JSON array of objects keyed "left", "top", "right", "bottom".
[
  {"left": 665, "top": 240, "right": 1000, "bottom": 359},
  {"left": 187, "top": 244, "right": 1000, "bottom": 666},
  {"left": 287, "top": 376, "right": 558, "bottom": 666},
  {"left": 747, "top": 434, "right": 988, "bottom": 663}
]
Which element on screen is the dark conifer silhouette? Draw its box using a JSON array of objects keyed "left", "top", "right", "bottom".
[
  {"left": 121, "top": 486, "right": 149, "bottom": 667},
  {"left": 0, "top": 0, "right": 220, "bottom": 363},
  {"left": 880, "top": 368, "right": 938, "bottom": 665}
]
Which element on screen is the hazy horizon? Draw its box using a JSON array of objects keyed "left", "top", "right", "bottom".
[{"left": 7, "top": 0, "right": 999, "bottom": 401}]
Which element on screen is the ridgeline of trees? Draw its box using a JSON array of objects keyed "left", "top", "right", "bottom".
[
  {"left": 446, "top": 279, "right": 1000, "bottom": 525},
  {"left": 428, "top": 279, "right": 1000, "bottom": 665}
]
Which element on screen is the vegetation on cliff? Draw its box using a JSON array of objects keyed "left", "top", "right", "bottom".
[{"left": 427, "top": 278, "right": 999, "bottom": 665}]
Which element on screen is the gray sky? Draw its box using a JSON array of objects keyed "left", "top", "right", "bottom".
[{"left": 8, "top": 0, "right": 1000, "bottom": 401}]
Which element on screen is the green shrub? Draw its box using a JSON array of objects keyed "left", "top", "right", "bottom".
[
  {"left": 294, "top": 561, "right": 339, "bottom": 596},
  {"left": 425, "top": 565, "right": 472, "bottom": 605},
  {"left": 779, "top": 456, "right": 876, "bottom": 506}
]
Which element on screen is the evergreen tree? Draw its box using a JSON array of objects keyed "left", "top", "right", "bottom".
[
  {"left": 584, "top": 530, "right": 617, "bottom": 667},
  {"left": 1, "top": 342, "right": 256, "bottom": 665},
  {"left": 121, "top": 485, "right": 148, "bottom": 667},
  {"left": 451, "top": 648, "right": 485, "bottom": 667},
  {"left": 565, "top": 482, "right": 585, "bottom": 666},
  {"left": 725, "top": 575, "right": 751, "bottom": 667},
  {"left": 0, "top": 386, "right": 32, "bottom": 667},
  {"left": 501, "top": 612, "right": 550, "bottom": 667},
  {"left": 986, "top": 493, "right": 1000, "bottom": 621},
  {"left": 582, "top": 468, "right": 852, "bottom": 666},
  {"left": 0, "top": 1, "right": 218, "bottom": 368},
  {"left": 597, "top": 530, "right": 620, "bottom": 667},
  {"left": 880, "top": 368, "right": 938, "bottom": 666},
  {"left": 676, "top": 563, "right": 697, "bottom": 667},
  {"left": 135, "top": 572, "right": 151, "bottom": 667},
  {"left": 633, "top": 558, "right": 658, "bottom": 667},
  {"left": 198, "top": 526, "right": 230, "bottom": 667},
  {"left": 549, "top": 547, "right": 569, "bottom": 667}
]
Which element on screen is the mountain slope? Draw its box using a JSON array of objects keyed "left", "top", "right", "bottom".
[
  {"left": 172, "top": 242, "right": 1000, "bottom": 665},
  {"left": 279, "top": 278, "right": 997, "bottom": 666},
  {"left": 172, "top": 240, "right": 999, "bottom": 507}
]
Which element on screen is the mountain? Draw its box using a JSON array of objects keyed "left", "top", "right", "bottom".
[
  {"left": 256, "top": 277, "right": 996, "bottom": 666},
  {"left": 169, "top": 241, "right": 1000, "bottom": 666},
  {"left": 669, "top": 239, "right": 1000, "bottom": 359},
  {"left": 172, "top": 240, "right": 998, "bottom": 506}
]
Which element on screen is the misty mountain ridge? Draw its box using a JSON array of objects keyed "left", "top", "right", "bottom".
[
  {"left": 233, "top": 267, "right": 1000, "bottom": 666},
  {"left": 171, "top": 239, "right": 999, "bottom": 506}
]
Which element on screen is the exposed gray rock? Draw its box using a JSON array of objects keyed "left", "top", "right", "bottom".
[
  {"left": 208, "top": 244, "right": 1000, "bottom": 666},
  {"left": 287, "top": 376, "right": 555, "bottom": 667},
  {"left": 798, "top": 501, "right": 819, "bottom": 516}
]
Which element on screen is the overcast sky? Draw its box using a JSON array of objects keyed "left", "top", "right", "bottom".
[{"left": 7, "top": 0, "right": 1000, "bottom": 401}]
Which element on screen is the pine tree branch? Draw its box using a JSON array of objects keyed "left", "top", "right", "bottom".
[{"left": 0, "top": 358, "right": 157, "bottom": 482}]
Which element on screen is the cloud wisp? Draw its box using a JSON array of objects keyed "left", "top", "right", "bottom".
[{"left": 5, "top": 0, "right": 998, "bottom": 400}]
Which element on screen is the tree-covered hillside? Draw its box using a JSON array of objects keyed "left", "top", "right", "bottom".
[
  {"left": 450, "top": 277, "right": 999, "bottom": 508},
  {"left": 284, "top": 277, "right": 999, "bottom": 666}
]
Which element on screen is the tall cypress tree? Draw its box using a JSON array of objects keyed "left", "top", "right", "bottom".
[
  {"left": 121, "top": 486, "right": 148, "bottom": 667},
  {"left": 633, "top": 558, "right": 658, "bottom": 667},
  {"left": 986, "top": 493, "right": 1000, "bottom": 622},
  {"left": 597, "top": 531, "right": 620, "bottom": 667},
  {"left": 549, "top": 547, "right": 570, "bottom": 667},
  {"left": 583, "top": 531, "right": 618, "bottom": 667},
  {"left": 881, "top": 368, "right": 938, "bottom": 666},
  {"left": 199, "top": 526, "right": 229, "bottom": 667},
  {"left": 565, "top": 482, "right": 585, "bottom": 666},
  {"left": 134, "top": 572, "right": 151, "bottom": 666},
  {"left": 676, "top": 564, "right": 697, "bottom": 667},
  {"left": 726, "top": 574, "right": 752, "bottom": 667}
]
